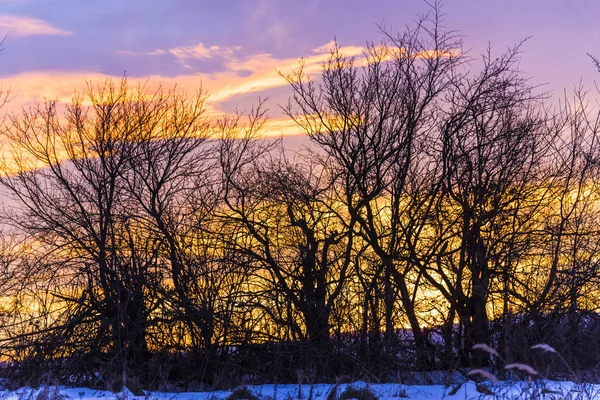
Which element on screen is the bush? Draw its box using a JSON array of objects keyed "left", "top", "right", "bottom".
[
  {"left": 227, "top": 387, "right": 260, "bottom": 400},
  {"left": 338, "top": 386, "right": 378, "bottom": 400}
]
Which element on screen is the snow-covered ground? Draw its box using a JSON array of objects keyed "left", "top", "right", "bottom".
[{"left": 3, "top": 380, "right": 600, "bottom": 400}]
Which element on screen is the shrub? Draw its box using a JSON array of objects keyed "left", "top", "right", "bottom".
[
  {"left": 227, "top": 387, "right": 260, "bottom": 400},
  {"left": 338, "top": 386, "right": 378, "bottom": 400}
]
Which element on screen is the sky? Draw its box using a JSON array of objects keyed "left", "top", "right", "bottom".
[{"left": 0, "top": 0, "right": 599, "bottom": 138}]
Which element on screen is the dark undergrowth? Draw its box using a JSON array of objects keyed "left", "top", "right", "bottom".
[{"left": 4, "top": 312, "right": 600, "bottom": 392}]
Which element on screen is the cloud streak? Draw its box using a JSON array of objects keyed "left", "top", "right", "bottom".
[
  {"left": 167, "top": 43, "right": 242, "bottom": 68},
  {"left": 118, "top": 43, "right": 243, "bottom": 70},
  {"left": 0, "top": 15, "right": 73, "bottom": 37},
  {"left": 1, "top": 40, "right": 456, "bottom": 136},
  {"left": 110, "top": 41, "right": 367, "bottom": 104}
]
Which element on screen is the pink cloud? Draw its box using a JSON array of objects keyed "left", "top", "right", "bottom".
[{"left": 0, "top": 15, "right": 73, "bottom": 37}]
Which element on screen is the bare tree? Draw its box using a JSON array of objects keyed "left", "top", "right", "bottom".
[
  {"left": 218, "top": 105, "right": 355, "bottom": 357},
  {"left": 282, "top": 4, "right": 464, "bottom": 367},
  {"left": 0, "top": 78, "right": 208, "bottom": 389}
]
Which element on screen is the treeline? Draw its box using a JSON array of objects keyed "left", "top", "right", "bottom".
[{"left": 2, "top": 6, "right": 600, "bottom": 391}]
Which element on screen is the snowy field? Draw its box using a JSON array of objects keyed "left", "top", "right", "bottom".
[{"left": 4, "top": 380, "right": 600, "bottom": 400}]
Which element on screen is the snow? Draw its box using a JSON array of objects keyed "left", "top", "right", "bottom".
[{"left": 3, "top": 380, "right": 600, "bottom": 400}]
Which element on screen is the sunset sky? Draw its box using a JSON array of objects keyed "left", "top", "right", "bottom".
[{"left": 0, "top": 0, "right": 599, "bottom": 137}]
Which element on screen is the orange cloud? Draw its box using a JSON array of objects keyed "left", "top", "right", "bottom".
[
  {"left": 0, "top": 15, "right": 73, "bottom": 37},
  {"left": 206, "top": 44, "right": 367, "bottom": 102},
  {"left": 4, "top": 42, "right": 368, "bottom": 112},
  {"left": 1, "top": 40, "right": 458, "bottom": 134},
  {"left": 312, "top": 40, "right": 337, "bottom": 54},
  {"left": 261, "top": 117, "right": 303, "bottom": 138}
]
